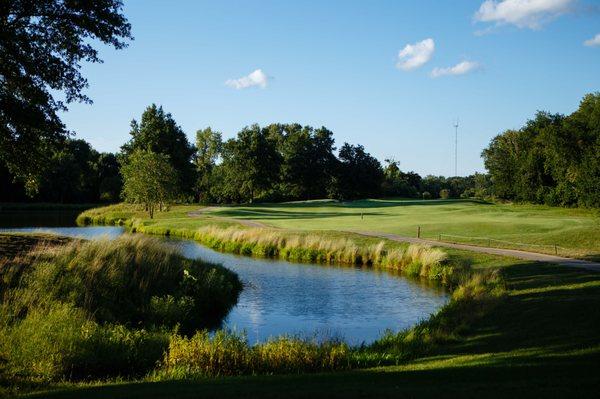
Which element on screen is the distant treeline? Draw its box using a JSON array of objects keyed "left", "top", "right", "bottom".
[
  {"left": 0, "top": 104, "right": 487, "bottom": 204},
  {"left": 8, "top": 93, "right": 599, "bottom": 207},
  {"left": 482, "top": 93, "right": 600, "bottom": 208}
]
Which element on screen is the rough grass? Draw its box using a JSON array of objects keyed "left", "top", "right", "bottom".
[{"left": 0, "top": 235, "right": 242, "bottom": 386}]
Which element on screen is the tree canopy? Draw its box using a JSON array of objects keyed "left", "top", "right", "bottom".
[
  {"left": 0, "top": 0, "right": 131, "bottom": 190},
  {"left": 122, "top": 105, "right": 196, "bottom": 196},
  {"left": 482, "top": 93, "right": 600, "bottom": 207}
]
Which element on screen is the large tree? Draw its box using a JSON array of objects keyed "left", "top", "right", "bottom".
[
  {"left": 332, "top": 143, "right": 383, "bottom": 200},
  {"left": 0, "top": 0, "right": 131, "bottom": 191},
  {"left": 275, "top": 124, "right": 336, "bottom": 200},
  {"left": 122, "top": 105, "right": 196, "bottom": 196},
  {"left": 482, "top": 93, "right": 600, "bottom": 207},
  {"left": 218, "top": 125, "right": 281, "bottom": 202}
]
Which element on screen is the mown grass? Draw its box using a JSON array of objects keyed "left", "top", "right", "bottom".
[{"left": 79, "top": 199, "right": 600, "bottom": 260}]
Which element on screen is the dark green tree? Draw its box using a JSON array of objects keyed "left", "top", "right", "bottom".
[
  {"left": 275, "top": 124, "right": 336, "bottom": 200},
  {"left": 218, "top": 125, "right": 281, "bottom": 202},
  {"left": 331, "top": 143, "right": 383, "bottom": 200},
  {"left": 122, "top": 105, "right": 195, "bottom": 196},
  {"left": 0, "top": 0, "right": 131, "bottom": 192}
]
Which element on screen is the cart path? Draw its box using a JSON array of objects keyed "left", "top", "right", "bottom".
[{"left": 350, "top": 230, "right": 600, "bottom": 272}]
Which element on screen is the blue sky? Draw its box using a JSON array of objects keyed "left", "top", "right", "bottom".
[{"left": 61, "top": 0, "right": 600, "bottom": 176}]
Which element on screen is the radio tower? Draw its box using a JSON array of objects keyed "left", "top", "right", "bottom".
[{"left": 453, "top": 119, "right": 459, "bottom": 176}]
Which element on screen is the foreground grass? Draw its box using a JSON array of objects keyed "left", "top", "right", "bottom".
[
  {"left": 81, "top": 199, "right": 600, "bottom": 260},
  {"left": 19, "top": 259, "right": 600, "bottom": 398},
  {"left": 0, "top": 235, "right": 242, "bottom": 390}
]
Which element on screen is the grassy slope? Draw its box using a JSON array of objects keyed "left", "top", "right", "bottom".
[{"left": 25, "top": 258, "right": 600, "bottom": 398}]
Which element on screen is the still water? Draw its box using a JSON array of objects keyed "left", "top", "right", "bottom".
[{"left": 0, "top": 214, "right": 448, "bottom": 345}]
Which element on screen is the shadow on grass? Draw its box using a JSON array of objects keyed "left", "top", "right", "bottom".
[
  {"left": 210, "top": 208, "right": 384, "bottom": 220},
  {"left": 431, "top": 262, "right": 600, "bottom": 358},
  {"left": 216, "top": 198, "right": 488, "bottom": 210},
  {"left": 26, "top": 352, "right": 600, "bottom": 399}
]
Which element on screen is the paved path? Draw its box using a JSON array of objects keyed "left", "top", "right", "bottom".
[
  {"left": 187, "top": 207, "right": 271, "bottom": 228},
  {"left": 351, "top": 230, "right": 600, "bottom": 272}
]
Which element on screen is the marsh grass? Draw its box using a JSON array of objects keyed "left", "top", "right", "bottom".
[
  {"left": 5, "top": 235, "right": 242, "bottom": 331},
  {"left": 189, "top": 226, "right": 462, "bottom": 285},
  {"left": 0, "top": 235, "right": 242, "bottom": 383}
]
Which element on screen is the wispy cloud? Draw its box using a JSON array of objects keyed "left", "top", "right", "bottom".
[
  {"left": 474, "top": 0, "right": 574, "bottom": 29},
  {"left": 431, "top": 61, "right": 480, "bottom": 78},
  {"left": 584, "top": 33, "right": 600, "bottom": 47},
  {"left": 396, "top": 38, "right": 435, "bottom": 71},
  {"left": 225, "top": 69, "right": 269, "bottom": 89}
]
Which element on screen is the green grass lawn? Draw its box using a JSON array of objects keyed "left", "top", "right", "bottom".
[
  {"left": 79, "top": 199, "right": 600, "bottom": 260},
  {"left": 22, "top": 258, "right": 600, "bottom": 398},
  {"left": 199, "top": 199, "right": 600, "bottom": 260}
]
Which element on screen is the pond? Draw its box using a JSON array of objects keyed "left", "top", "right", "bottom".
[{"left": 0, "top": 216, "right": 449, "bottom": 345}]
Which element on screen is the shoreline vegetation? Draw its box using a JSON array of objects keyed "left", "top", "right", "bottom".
[
  {"left": 77, "top": 205, "right": 469, "bottom": 286},
  {"left": 0, "top": 232, "right": 499, "bottom": 392}
]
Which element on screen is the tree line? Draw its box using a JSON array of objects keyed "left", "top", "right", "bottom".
[
  {"left": 1, "top": 104, "right": 485, "bottom": 207},
  {"left": 482, "top": 93, "right": 600, "bottom": 208}
]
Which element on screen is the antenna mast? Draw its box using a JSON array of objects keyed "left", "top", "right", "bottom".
[{"left": 453, "top": 119, "right": 459, "bottom": 176}]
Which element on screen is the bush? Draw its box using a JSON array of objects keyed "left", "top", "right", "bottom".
[
  {"left": 439, "top": 189, "right": 450, "bottom": 199},
  {"left": 422, "top": 191, "right": 431, "bottom": 199}
]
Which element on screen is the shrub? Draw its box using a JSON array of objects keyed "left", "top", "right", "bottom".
[
  {"left": 439, "top": 189, "right": 450, "bottom": 199},
  {"left": 422, "top": 191, "right": 431, "bottom": 199}
]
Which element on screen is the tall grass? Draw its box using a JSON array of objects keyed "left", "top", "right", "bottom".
[
  {"left": 188, "top": 226, "right": 462, "bottom": 285},
  {"left": 78, "top": 206, "right": 465, "bottom": 284},
  {"left": 0, "top": 235, "right": 242, "bottom": 383},
  {"left": 155, "top": 330, "right": 351, "bottom": 379},
  {"left": 6, "top": 235, "right": 242, "bottom": 332}
]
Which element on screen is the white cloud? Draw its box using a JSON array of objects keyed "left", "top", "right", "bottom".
[
  {"left": 474, "top": 0, "right": 574, "bottom": 29},
  {"left": 584, "top": 33, "right": 600, "bottom": 47},
  {"left": 396, "top": 38, "right": 435, "bottom": 71},
  {"left": 225, "top": 69, "right": 269, "bottom": 89},
  {"left": 431, "top": 61, "right": 480, "bottom": 78}
]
